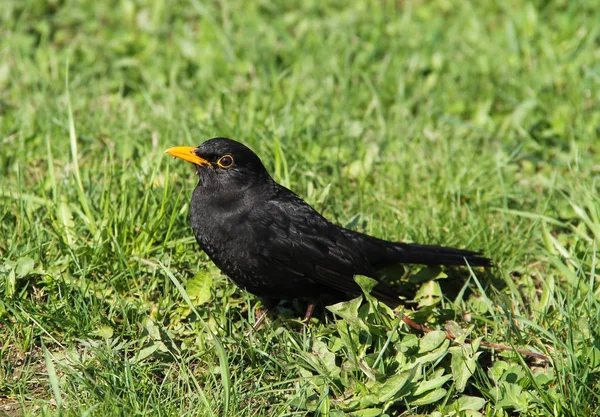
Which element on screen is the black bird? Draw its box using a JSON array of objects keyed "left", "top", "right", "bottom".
[{"left": 166, "top": 138, "right": 491, "bottom": 327}]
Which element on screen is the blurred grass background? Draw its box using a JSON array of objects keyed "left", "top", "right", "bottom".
[{"left": 1, "top": 0, "right": 599, "bottom": 416}]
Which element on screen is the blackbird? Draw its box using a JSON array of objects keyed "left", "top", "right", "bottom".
[{"left": 166, "top": 137, "right": 491, "bottom": 326}]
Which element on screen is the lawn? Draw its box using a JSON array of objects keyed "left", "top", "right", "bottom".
[{"left": 1, "top": 0, "right": 599, "bottom": 415}]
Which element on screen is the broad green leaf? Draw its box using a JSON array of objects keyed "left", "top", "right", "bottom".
[
  {"left": 335, "top": 319, "right": 368, "bottom": 358},
  {"left": 16, "top": 257, "right": 35, "bottom": 278},
  {"left": 186, "top": 270, "right": 213, "bottom": 305},
  {"left": 533, "top": 370, "right": 554, "bottom": 386},
  {"left": 411, "top": 266, "right": 447, "bottom": 284},
  {"left": 374, "top": 363, "right": 421, "bottom": 403},
  {"left": 311, "top": 339, "right": 341, "bottom": 377},
  {"left": 398, "top": 334, "right": 419, "bottom": 352},
  {"left": 327, "top": 296, "right": 363, "bottom": 321},
  {"left": 488, "top": 360, "right": 509, "bottom": 382},
  {"left": 144, "top": 318, "right": 161, "bottom": 340},
  {"left": 339, "top": 394, "right": 378, "bottom": 410},
  {"left": 415, "top": 280, "right": 442, "bottom": 307},
  {"left": 457, "top": 395, "right": 486, "bottom": 411},
  {"left": 133, "top": 343, "right": 160, "bottom": 363},
  {"left": 348, "top": 408, "right": 382, "bottom": 417},
  {"left": 91, "top": 325, "right": 114, "bottom": 340},
  {"left": 445, "top": 395, "right": 486, "bottom": 413},
  {"left": 450, "top": 346, "right": 482, "bottom": 392},
  {"left": 355, "top": 275, "right": 378, "bottom": 293},
  {"left": 345, "top": 367, "right": 420, "bottom": 410},
  {"left": 415, "top": 339, "right": 450, "bottom": 364},
  {"left": 412, "top": 374, "right": 452, "bottom": 396},
  {"left": 495, "top": 382, "right": 529, "bottom": 411},
  {"left": 418, "top": 330, "right": 448, "bottom": 353},
  {"left": 411, "top": 388, "right": 447, "bottom": 406},
  {"left": 489, "top": 362, "right": 527, "bottom": 385}
]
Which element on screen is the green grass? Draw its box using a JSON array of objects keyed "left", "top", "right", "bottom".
[{"left": 1, "top": 0, "right": 599, "bottom": 415}]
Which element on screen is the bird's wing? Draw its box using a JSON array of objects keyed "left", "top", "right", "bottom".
[{"left": 248, "top": 195, "right": 372, "bottom": 295}]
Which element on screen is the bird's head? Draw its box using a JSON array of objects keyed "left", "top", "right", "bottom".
[{"left": 165, "top": 137, "right": 271, "bottom": 190}]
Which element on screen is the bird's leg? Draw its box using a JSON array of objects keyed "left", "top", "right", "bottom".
[
  {"left": 244, "top": 307, "right": 270, "bottom": 337},
  {"left": 303, "top": 303, "right": 316, "bottom": 323},
  {"left": 248, "top": 298, "right": 278, "bottom": 333},
  {"left": 252, "top": 308, "right": 270, "bottom": 331}
]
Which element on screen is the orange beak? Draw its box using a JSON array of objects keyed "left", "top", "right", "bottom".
[{"left": 164, "top": 146, "right": 211, "bottom": 166}]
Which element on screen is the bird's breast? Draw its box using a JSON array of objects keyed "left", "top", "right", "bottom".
[{"left": 189, "top": 193, "right": 261, "bottom": 281}]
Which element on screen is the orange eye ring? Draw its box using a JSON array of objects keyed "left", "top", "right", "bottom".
[{"left": 217, "top": 155, "right": 234, "bottom": 168}]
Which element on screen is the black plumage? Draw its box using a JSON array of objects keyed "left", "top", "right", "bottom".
[{"left": 166, "top": 138, "right": 491, "bottom": 315}]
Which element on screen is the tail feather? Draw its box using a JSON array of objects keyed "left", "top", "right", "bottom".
[
  {"left": 340, "top": 229, "right": 492, "bottom": 307},
  {"left": 368, "top": 243, "right": 491, "bottom": 307},
  {"left": 340, "top": 228, "right": 492, "bottom": 268},
  {"left": 393, "top": 242, "right": 492, "bottom": 267}
]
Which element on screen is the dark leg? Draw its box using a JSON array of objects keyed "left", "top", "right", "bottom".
[
  {"left": 303, "top": 303, "right": 316, "bottom": 323},
  {"left": 252, "top": 308, "right": 270, "bottom": 331},
  {"left": 249, "top": 298, "right": 278, "bottom": 332}
]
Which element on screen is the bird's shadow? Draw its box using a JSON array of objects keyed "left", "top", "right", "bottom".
[
  {"left": 436, "top": 267, "right": 505, "bottom": 303},
  {"left": 255, "top": 265, "right": 503, "bottom": 327},
  {"left": 377, "top": 264, "right": 504, "bottom": 305}
]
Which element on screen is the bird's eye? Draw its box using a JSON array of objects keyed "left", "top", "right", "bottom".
[{"left": 217, "top": 155, "right": 234, "bottom": 168}]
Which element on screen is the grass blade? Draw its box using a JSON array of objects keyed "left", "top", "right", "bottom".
[
  {"left": 160, "top": 262, "right": 230, "bottom": 416},
  {"left": 65, "top": 60, "right": 97, "bottom": 234}
]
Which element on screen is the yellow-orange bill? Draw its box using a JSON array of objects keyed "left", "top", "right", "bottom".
[{"left": 164, "top": 146, "right": 211, "bottom": 166}]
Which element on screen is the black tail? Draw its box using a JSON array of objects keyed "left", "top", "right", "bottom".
[
  {"left": 367, "top": 243, "right": 491, "bottom": 307},
  {"left": 338, "top": 229, "right": 492, "bottom": 306},
  {"left": 341, "top": 228, "right": 492, "bottom": 269},
  {"left": 393, "top": 242, "right": 492, "bottom": 267}
]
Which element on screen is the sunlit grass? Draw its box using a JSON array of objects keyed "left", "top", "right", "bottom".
[{"left": 1, "top": 0, "right": 599, "bottom": 415}]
